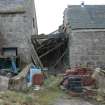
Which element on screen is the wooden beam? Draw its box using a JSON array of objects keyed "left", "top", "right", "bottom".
[
  {"left": 32, "top": 34, "right": 60, "bottom": 39},
  {"left": 31, "top": 43, "right": 43, "bottom": 68},
  {"left": 39, "top": 42, "right": 64, "bottom": 59},
  {"left": 32, "top": 35, "right": 49, "bottom": 39},
  {"left": 53, "top": 50, "right": 67, "bottom": 68}
]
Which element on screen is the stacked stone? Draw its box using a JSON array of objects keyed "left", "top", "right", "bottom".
[
  {"left": 0, "top": 0, "right": 38, "bottom": 63},
  {"left": 69, "top": 31, "right": 105, "bottom": 68}
]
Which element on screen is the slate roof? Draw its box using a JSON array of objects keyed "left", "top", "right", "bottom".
[
  {"left": 64, "top": 5, "right": 105, "bottom": 29},
  {"left": 0, "top": 0, "right": 25, "bottom": 13}
]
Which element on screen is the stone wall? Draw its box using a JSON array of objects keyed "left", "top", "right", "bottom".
[
  {"left": 0, "top": 14, "right": 31, "bottom": 63},
  {"left": 0, "top": 0, "right": 38, "bottom": 63},
  {"left": 69, "top": 30, "right": 105, "bottom": 68}
]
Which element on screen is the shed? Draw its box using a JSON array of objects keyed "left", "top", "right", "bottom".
[{"left": 63, "top": 5, "right": 105, "bottom": 68}]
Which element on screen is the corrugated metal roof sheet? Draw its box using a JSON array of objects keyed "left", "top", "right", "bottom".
[{"left": 64, "top": 5, "right": 105, "bottom": 29}]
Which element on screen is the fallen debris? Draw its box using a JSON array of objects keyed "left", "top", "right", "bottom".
[
  {"left": 92, "top": 68, "right": 105, "bottom": 102},
  {"left": 9, "top": 64, "right": 32, "bottom": 90},
  {"left": 32, "top": 31, "right": 68, "bottom": 73},
  {"left": 9, "top": 64, "right": 45, "bottom": 91},
  {"left": 59, "top": 67, "right": 95, "bottom": 96}
]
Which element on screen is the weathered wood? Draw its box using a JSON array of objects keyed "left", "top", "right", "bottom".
[
  {"left": 31, "top": 43, "right": 43, "bottom": 68},
  {"left": 32, "top": 35, "right": 49, "bottom": 39},
  {"left": 100, "top": 69, "right": 105, "bottom": 73},
  {"left": 39, "top": 42, "right": 64, "bottom": 58},
  {"left": 12, "top": 64, "right": 32, "bottom": 80},
  {"left": 38, "top": 45, "right": 55, "bottom": 51},
  {"left": 37, "top": 43, "right": 47, "bottom": 51},
  {"left": 9, "top": 64, "right": 32, "bottom": 90},
  {"left": 32, "top": 34, "right": 57, "bottom": 39},
  {"left": 53, "top": 50, "right": 67, "bottom": 67}
]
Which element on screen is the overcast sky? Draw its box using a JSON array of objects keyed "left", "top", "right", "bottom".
[{"left": 35, "top": 0, "right": 105, "bottom": 34}]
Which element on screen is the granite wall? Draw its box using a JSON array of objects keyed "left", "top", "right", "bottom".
[
  {"left": 0, "top": 0, "right": 38, "bottom": 63},
  {"left": 69, "top": 30, "right": 105, "bottom": 68}
]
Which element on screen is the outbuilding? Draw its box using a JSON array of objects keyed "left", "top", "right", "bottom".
[{"left": 63, "top": 5, "right": 105, "bottom": 68}]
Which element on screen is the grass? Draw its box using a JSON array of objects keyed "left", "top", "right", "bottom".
[
  {"left": 1, "top": 75, "right": 104, "bottom": 105},
  {"left": 0, "top": 75, "right": 65, "bottom": 105},
  {"left": 33, "top": 75, "right": 65, "bottom": 105}
]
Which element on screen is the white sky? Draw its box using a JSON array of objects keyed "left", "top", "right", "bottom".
[{"left": 35, "top": 0, "right": 105, "bottom": 34}]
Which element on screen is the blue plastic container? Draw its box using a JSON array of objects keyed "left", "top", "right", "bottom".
[{"left": 27, "top": 66, "right": 41, "bottom": 85}]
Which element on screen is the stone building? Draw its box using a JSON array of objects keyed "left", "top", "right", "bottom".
[
  {"left": 0, "top": 0, "right": 38, "bottom": 63},
  {"left": 63, "top": 5, "right": 105, "bottom": 68}
]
